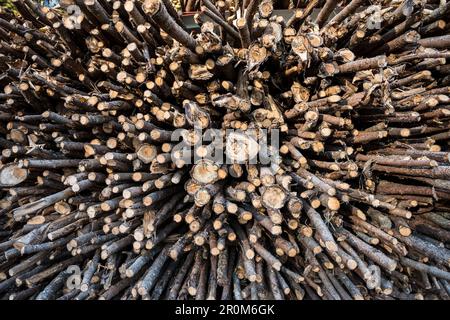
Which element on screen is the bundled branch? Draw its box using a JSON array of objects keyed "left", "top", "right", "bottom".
[
  {"left": 0, "top": 0, "right": 450, "bottom": 300},
  {"left": 179, "top": 0, "right": 300, "bottom": 13}
]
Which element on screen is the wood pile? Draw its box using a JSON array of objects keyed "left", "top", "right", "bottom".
[
  {"left": 179, "top": 0, "right": 307, "bottom": 13},
  {"left": 0, "top": 0, "right": 450, "bottom": 300}
]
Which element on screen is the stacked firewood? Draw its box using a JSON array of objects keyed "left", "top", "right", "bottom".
[
  {"left": 180, "top": 0, "right": 301, "bottom": 13},
  {"left": 0, "top": 0, "right": 450, "bottom": 300}
]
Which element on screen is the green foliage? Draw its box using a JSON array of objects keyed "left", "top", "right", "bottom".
[{"left": 0, "top": 0, "right": 16, "bottom": 11}]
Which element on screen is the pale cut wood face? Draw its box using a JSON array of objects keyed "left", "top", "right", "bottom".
[{"left": 1, "top": 0, "right": 450, "bottom": 301}]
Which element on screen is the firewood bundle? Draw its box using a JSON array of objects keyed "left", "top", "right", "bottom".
[
  {"left": 0, "top": 0, "right": 450, "bottom": 300},
  {"left": 180, "top": 0, "right": 299, "bottom": 13}
]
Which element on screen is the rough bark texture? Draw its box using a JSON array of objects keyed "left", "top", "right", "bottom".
[{"left": 0, "top": 0, "right": 449, "bottom": 300}]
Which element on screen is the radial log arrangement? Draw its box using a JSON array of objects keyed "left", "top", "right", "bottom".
[
  {"left": 179, "top": 0, "right": 308, "bottom": 13},
  {"left": 0, "top": 0, "right": 450, "bottom": 301}
]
